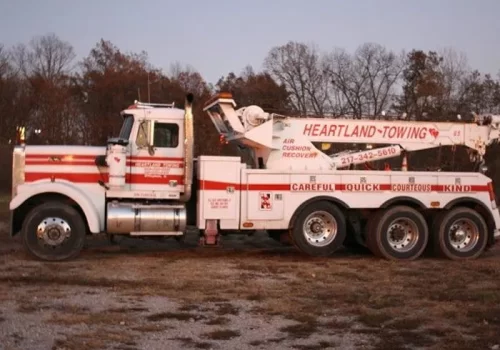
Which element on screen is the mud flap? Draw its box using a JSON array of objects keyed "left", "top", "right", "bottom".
[{"left": 199, "top": 219, "right": 221, "bottom": 246}]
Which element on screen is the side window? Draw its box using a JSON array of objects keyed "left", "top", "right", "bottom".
[
  {"left": 135, "top": 120, "right": 150, "bottom": 148},
  {"left": 154, "top": 122, "right": 179, "bottom": 148}
]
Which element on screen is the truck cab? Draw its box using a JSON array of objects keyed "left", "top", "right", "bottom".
[{"left": 103, "top": 101, "right": 189, "bottom": 200}]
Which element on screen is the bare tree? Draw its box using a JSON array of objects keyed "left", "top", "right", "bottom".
[
  {"left": 325, "top": 43, "right": 403, "bottom": 118},
  {"left": 0, "top": 44, "right": 10, "bottom": 78},
  {"left": 12, "top": 33, "right": 75, "bottom": 81},
  {"left": 264, "top": 41, "right": 329, "bottom": 115},
  {"left": 437, "top": 47, "right": 470, "bottom": 116}
]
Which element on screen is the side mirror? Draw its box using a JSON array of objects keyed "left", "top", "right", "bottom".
[
  {"left": 148, "top": 144, "right": 155, "bottom": 156},
  {"left": 147, "top": 120, "right": 155, "bottom": 155}
]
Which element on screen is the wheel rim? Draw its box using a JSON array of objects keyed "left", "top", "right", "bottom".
[
  {"left": 36, "top": 217, "right": 72, "bottom": 247},
  {"left": 386, "top": 218, "right": 419, "bottom": 252},
  {"left": 447, "top": 219, "right": 480, "bottom": 253},
  {"left": 302, "top": 211, "right": 337, "bottom": 247}
]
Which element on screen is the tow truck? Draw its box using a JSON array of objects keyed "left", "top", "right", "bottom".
[{"left": 9, "top": 92, "right": 500, "bottom": 261}]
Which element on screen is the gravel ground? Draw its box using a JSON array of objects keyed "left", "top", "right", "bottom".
[
  {"left": 1, "top": 200, "right": 500, "bottom": 350},
  {"left": 0, "top": 286, "right": 372, "bottom": 350}
]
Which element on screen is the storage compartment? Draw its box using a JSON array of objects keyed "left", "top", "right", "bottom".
[{"left": 197, "top": 156, "right": 242, "bottom": 229}]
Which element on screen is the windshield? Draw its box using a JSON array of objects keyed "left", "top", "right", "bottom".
[{"left": 118, "top": 114, "right": 134, "bottom": 139}]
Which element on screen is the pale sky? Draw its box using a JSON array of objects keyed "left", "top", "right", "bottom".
[{"left": 0, "top": 0, "right": 499, "bottom": 84}]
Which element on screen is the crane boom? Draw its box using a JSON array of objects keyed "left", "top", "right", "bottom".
[{"left": 203, "top": 93, "right": 500, "bottom": 171}]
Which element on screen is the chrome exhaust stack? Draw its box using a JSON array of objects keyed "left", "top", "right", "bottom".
[{"left": 180, "top": 93, "right": 194, "bottom": 202}]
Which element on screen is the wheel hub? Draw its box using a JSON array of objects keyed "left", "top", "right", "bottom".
[
  {"left": 448, "top": 219, "right": 479, "bottom": 252},
  {"left": 387, "top": 218, "right": 419, "bottom": 252},
  {"left": 302, "top": 211, "right": 337, "bottom": 247},
  {"left": 37, "top": 217, "right": 71, "bottom": 246},
  {"left": 310, "top": 221, "right": 323, "bottom": 234}
]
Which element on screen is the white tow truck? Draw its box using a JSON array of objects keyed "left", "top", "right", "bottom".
[{"left": 9, "top": 93, "right": 500, "bottom": 261}]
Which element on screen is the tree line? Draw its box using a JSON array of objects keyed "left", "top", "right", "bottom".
[{"left": 1, "top": 33, "right": 499, "bottom": 164}]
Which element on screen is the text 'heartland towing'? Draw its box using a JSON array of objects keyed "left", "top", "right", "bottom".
[{"left": 9, "top": 92, "right": 500, "bottom": 262}]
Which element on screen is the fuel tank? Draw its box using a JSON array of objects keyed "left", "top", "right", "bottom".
[{"left": 106, "top": 201, "right": 187, "bottom": 235}]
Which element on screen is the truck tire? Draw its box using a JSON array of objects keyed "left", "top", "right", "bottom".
[
  {"left": 21, "top": 201, "right": 86, "bottom": 261},
  {"left": 290, "top": 201, "right": 346, "bottom": 257},
  {"left": 365, "top": 206, "right": 428, "bottom": 260},
  {"left": 432, "top": 207, "right": 488, "bottom": 260}
]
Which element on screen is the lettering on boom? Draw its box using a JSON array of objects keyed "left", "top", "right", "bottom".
[
  {"left": 302, "top": 124, "right": 440, "bottom": 140},
  {"left": 282, "top": 138, "right": 318, "bottom": 158}
]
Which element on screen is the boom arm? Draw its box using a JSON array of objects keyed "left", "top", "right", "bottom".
[{"left": 203, "top": 93, "right": 500, "bottom": 170}]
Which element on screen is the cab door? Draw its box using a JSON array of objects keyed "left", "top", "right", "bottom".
[{"left": 129, "top": 118, "right": 185, "bottom": 196}]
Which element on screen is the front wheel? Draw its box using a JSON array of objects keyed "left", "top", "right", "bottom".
[
  {"left": 432, "top": 207, "right": 488, "bottom": 260},
  {"left": 290, "top": 201, "right": 346, "bottom": 257},
  {"left": 21, "top": 202, "right": 87, "bottom": 261}
]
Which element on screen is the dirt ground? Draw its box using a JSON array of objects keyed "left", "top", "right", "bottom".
[{"left": 1, "top": 196, "right": 500, "bottom": 350}]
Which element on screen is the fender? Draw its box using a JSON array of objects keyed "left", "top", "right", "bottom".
[{"left": 10, "top": 180, "right": 104, "bottom": 234}]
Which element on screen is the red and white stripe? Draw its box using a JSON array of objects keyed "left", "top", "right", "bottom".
[{"left": 24, "top": 153, "right": 185, "bottom": 186}]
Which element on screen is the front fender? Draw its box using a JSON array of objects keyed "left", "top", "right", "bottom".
[{"left": 10, "top": 180, "right": 104, "bottom": 234}]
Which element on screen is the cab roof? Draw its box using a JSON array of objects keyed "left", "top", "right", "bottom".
[{"left": 121, "top": 101, "right": 185, "bottom": 120}]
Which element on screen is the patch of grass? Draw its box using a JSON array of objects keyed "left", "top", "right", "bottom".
[
  {"left": 356, "top": 311, "right": 393, "bottom": 328},
  {"left": 430, "top": 288, "right": 500, "bottom": 303},
  {"left": 17, "top": 304, "right": 40, "bottom": 313},
  {"left": 49, "top": 310, "right": 127, "bottom": 326},
  {"left": 205, "top": 316, "right": 230, "bottom": 325},
  {"left": 170, "top": 337, "right": 213, "bottom": 349},
  {"left": 202, "top": 329, "right": 241, "bottom": 340},
  {"left": 178, "top": 304, "right": 201, "bottom": 312},
  {"left": 131, "top": 324, "right": 172, "bottom": 332},
  {"left": 203, "top": 296, "right": 230, "bottom": 303},
  {"left": 370, "top": 294, "right": 405, "bottom": 309},
  {"left": 106, "top": 307, "right": 148, "bottom": 313},
  {"left": 268, "top": 337, "right": 287, "bottom": 343},
  {"left": 280, "top": 321, "right": 319, "bottom": 339},
  {"left": 145, "top": 311, "right": 204, "bottom": 322},
  {"left": 466, "top": 308, "right": 500, "bottom": 325},
  {"left": 321, "top": 318, "right": 351, "bottom": 330},
  {"left": 248, "top": 340, "right": 265, "bottom": 346},
  {"left": 214, "top": 302, "right": 239, "bottom": 316},
  {"left": 293, "top": 341, "right": 337, "bottom": 350},
  {"left": 386, "top": 317, "right": 425, "bottom": 330},
  {"left": 246, "top": 293, "right": 266, "bottom": 301},
  {"left": 52, "top": 330, "right": 136, "bottom": 350}
]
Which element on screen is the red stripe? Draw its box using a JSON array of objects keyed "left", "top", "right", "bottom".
[
  {"left": 25, "top": 172, "right": 184, "bottom": 185},
  {"left": 25, "top": 160, "right": 183, "bottom": 167},
  {"left": 26, "top": 154, "right": 183, "bottom": 161},
  {"left": 129, "top": 156, "right": 184, "bottom": 161},
  {"left": 26, "top": 160, "right": 99, "bottom": 166},
  {"left": 200, "top": 180, "right": 490, "bottom": 192},
  {"left": 22, "top": 173, "right": 491, "bottom": 193},
  {"left": 25, "top": 172, "right": 108, "bottom": 183},
  {"left": 201, "top": 180, "right": 291, "bottom": 191},
  {"left": 126, "top": 174, "right": 184, "bottom": 185},
  {"left": 26, "top": 154, "right": 98, "bottom": 160}
]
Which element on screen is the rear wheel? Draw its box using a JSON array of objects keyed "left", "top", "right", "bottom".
[
  {"left": 366, "top": 206, "right": 428, "bottom": 260},
  {"left": 432, "top": 207, "right": 488, "bottom": 260},
  {"left": 290, "top": 201, "right": 346, "bottom": 257},
  {"left": 21, "top": 202, "right": 86, "bottom": 261}
]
